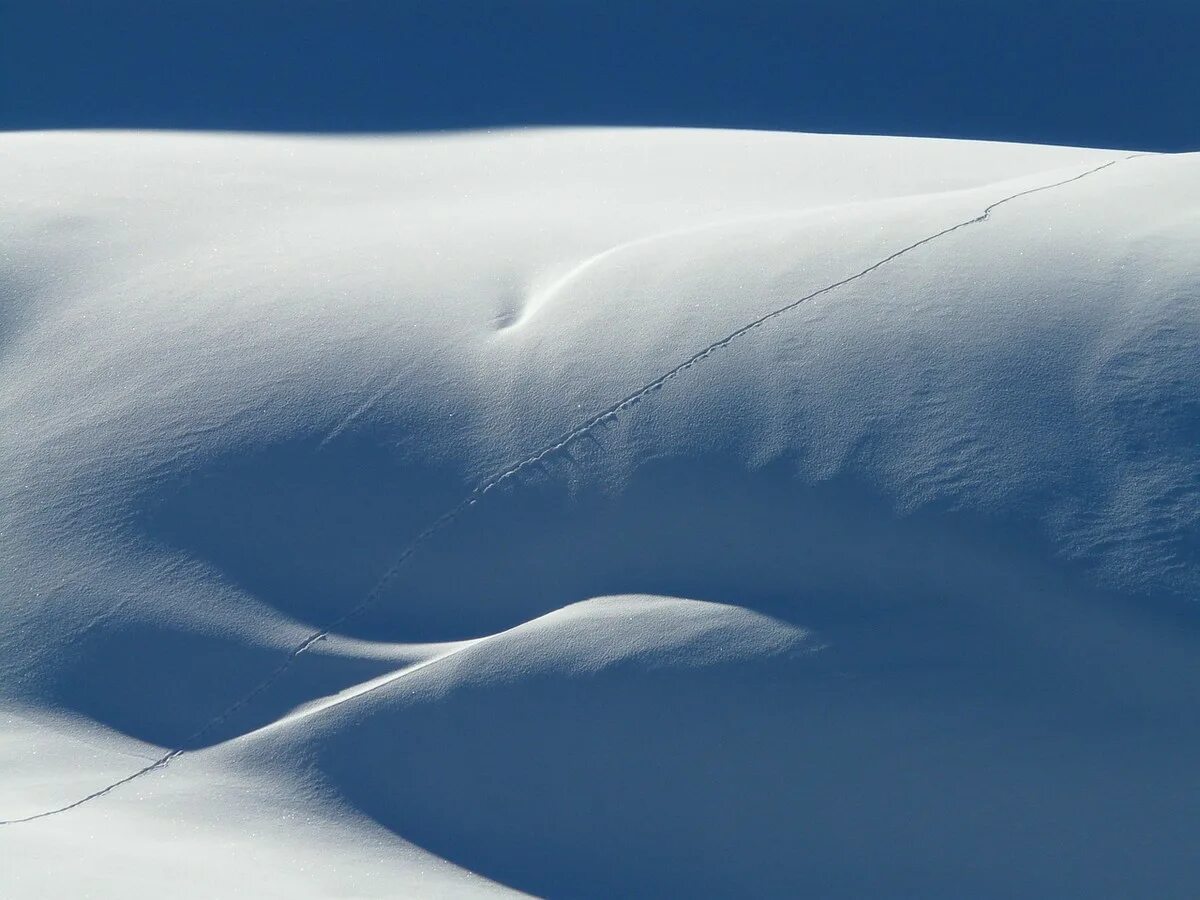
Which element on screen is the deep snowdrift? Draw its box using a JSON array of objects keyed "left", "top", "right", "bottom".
[{"left": 1, "top": 129, "right": 1198, "bottom": 897}]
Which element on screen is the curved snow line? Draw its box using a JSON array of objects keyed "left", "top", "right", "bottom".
[
  {"left": 251, "top": 600, "right": 821, "bottom": 743},
  {"left": 0, "top": 153, "right": 1140, "bottom": 826}
]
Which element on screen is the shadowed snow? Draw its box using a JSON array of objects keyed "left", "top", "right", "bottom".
[{"left": 1, "top": 129, "right": 1198, "bottom": 897}]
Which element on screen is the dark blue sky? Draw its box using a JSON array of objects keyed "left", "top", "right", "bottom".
[{"left": 2, "top": 0, "right": 1196, "bottom": 150}]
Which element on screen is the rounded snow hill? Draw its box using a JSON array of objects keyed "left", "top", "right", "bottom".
[{"left": 1, "top": 128, "right": 1198, "bottom": 898}]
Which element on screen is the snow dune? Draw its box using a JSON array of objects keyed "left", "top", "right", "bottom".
[{"left": 1, "top": 128, "right": 1198, "bottom": 897}]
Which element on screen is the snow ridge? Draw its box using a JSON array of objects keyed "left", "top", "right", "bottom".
[{"left": 0, "top": 153, "right": 1139, "bottom": 827}]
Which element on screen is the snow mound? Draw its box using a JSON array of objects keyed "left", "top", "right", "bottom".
[{"left": 1, "top": 129, "right": 1198, "bottom": 897}]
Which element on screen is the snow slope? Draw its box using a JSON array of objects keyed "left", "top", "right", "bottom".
[{"left": 1, "top": 128, "right": 1198, "bottom": 897}]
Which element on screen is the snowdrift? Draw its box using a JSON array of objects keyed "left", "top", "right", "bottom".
[{"left": 1, "top": 129, "right": 1198, "bottom": 897}]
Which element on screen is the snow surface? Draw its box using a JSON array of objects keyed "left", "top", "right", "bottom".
[{"left": 1, "top": 128, "right": 1198, "bottom": 897}]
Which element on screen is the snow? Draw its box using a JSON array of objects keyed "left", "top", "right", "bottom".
[{"left": 1, "top": 128, "right": 1198, "bottom": 897}]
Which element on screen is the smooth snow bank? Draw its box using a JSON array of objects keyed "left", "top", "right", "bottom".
[{"left": 1, "top": 129, "right": 1199, "bottom": 897}]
